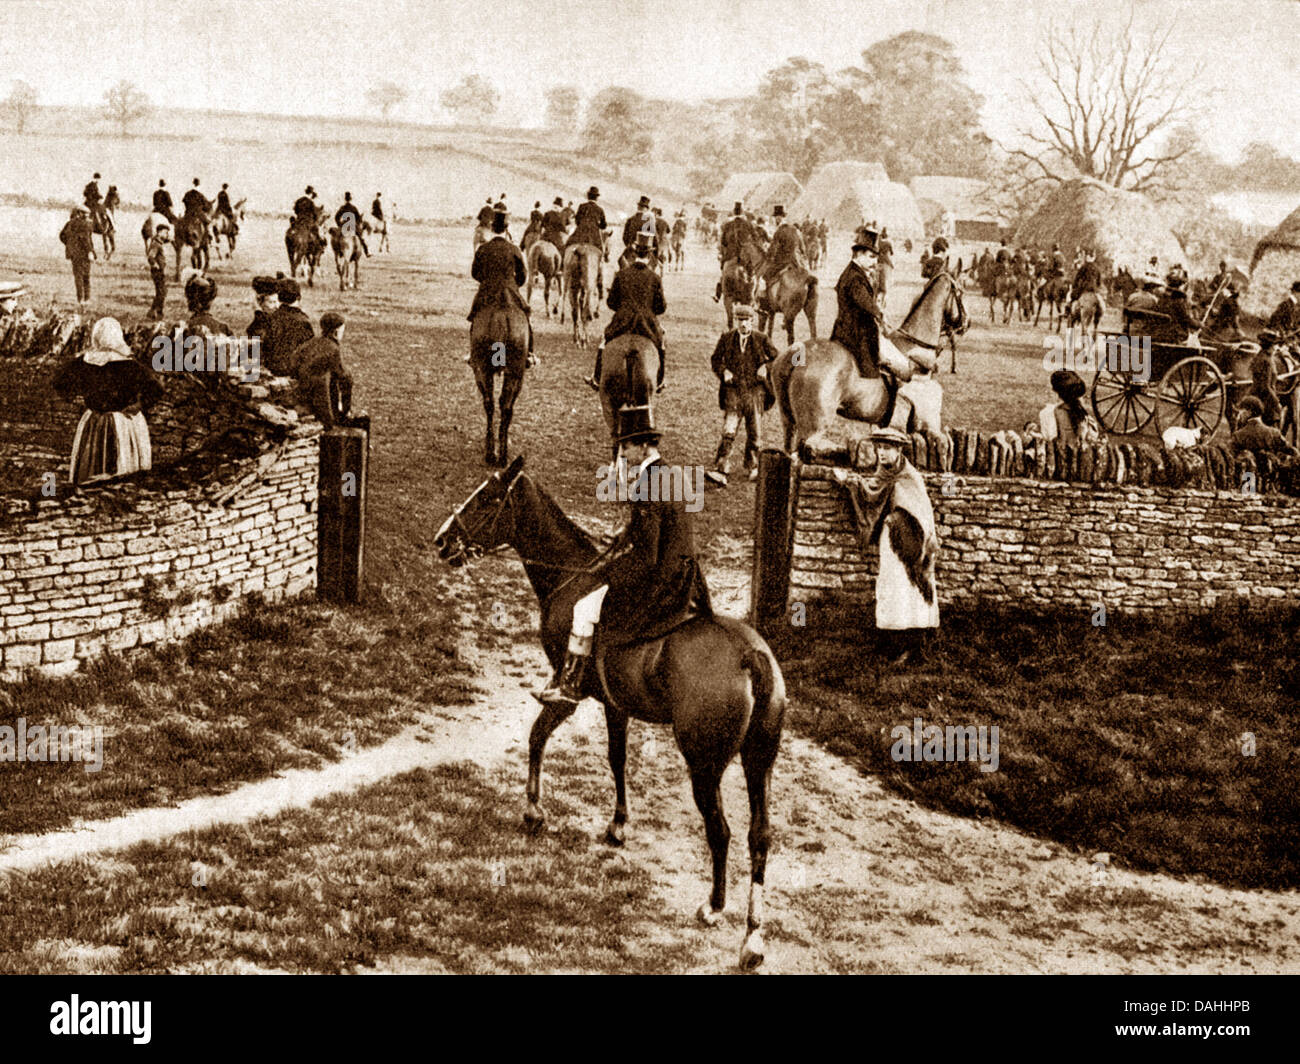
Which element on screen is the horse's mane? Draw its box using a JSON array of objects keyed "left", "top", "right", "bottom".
[
  {"left": 899, "top": 272, "right": 949, "bottom": 333},
  {"left": 517, "top": 474, "right": 596, "bottom": 553}
]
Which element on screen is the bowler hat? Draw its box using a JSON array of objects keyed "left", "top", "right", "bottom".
[
  {"left": 553, "top": 196, "right": 564, "bottom": 207},
  {"left": 588, "top": 186, "right": 600, "bottom": 199},
  {"left": 614, "top": 404, "right": 661, "bottom": 445}
]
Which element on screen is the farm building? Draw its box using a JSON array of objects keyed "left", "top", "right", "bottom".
[
  {"left": 908, "top": 175, "right": 1004, "bottom": 243},
  {"left": 1246, "top": 204, "right": 1300, "bottom": 319},
  {"left": 1014, "top": 178, "right": 1184, "bottom": 275},
  {"left": 790, "top": 161, "right": 925, "bottom": 244},
  {"left": 715, "top": 171, "right": 804, "bottom": 217}
]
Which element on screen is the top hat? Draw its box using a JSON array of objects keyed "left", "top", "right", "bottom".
[
  {"left": 633, "top": 231, "right": 653, "bottom": 255},
  {"left": 772, "top": 205, "right": 785, "bottom": 218},
  {"left": 1291, "top": 280, "right": 1300, "bottom": 293},
  {"left": 614, "top": 404, "right": 661, "bottom": 445},
  {"left": 553, "top": 196, "right": 564, "bottom": 207},
  {"left": 852, "top": 224, "right": 880, "bottom": 254},
  {"left": 733, "top": 202, "right": 743, "bottom": 215},
  {"left": 305, "top": 186, "right": 316, "bottom": 195},
  {"left": 587, "top": 186, "right": 600, "bottom": 199},
  {"left": 637, "top": 195, "right": 651, "bottom": 210}
]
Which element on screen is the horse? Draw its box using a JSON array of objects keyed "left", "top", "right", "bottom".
[
  {"left": 1068, "top": 291, "right": 1105, "bottom": 347},
  {"left": 90, "top": 208, "right": 114, "bottom": 261},
  {"left": 330, "top": 226, "right": 362, "bottom": 290},
  {"left": 994, "top": 267, "right": 1022, "bottom": 325},
  {"left": 526, "top": 240, "right": 562, "bottom": 317},
  {"left": 758, "top": 264, "right": 818, "bottom": 346},
  {"left": 172, "top": 211, "right": 210, "bottom": 281},
  {"left": 361, "top": 213, "right": 389, "bottom": 253},
  {"left": 561, "top": 244, "right": 602, "bottom": 347},
  {"left": 432, "top": 456, "right": 786, "bottom": 971},
  {"left": 769, "top": 270, "right": 967, "bottom": 461},
  {"left": 286, "top": 216, "right": 324, "bottom": 286},
  {"left": 1034, "top": 272, "right": 1070, "bottom": 331},
  {"left": 469, "top": 303, "right": 530, "bottom": 466},
  {"left": 980, "top": 259, "right": 1000, "bottom": 322},
  {"left": 598, "top": 332, "right": 658, "bottom": 455},
  {"left": 209, "top": 198, "right": 245, "bottom": 260},
  {"left": 719, "top": 259, "right": 755, "bottom": 330}
]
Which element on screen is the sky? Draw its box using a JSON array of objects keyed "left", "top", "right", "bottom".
[{"left": 1, "top": 0, "right": 1298, "bottom": 161}]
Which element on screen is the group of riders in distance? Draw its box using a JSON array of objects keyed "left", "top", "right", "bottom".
[{"left": 78, "top": 171, "right": 390, "bottom": 289}]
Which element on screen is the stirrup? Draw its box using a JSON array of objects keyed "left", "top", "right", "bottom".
[{"left": 584, "top": 375, "right": 600, "bottom": 391}]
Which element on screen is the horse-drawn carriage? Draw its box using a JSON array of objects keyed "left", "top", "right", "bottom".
[{"left": 1090, "top": 306, "right": 1300, "bottom": 443}]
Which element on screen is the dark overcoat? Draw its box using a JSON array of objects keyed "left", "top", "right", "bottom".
[
  {"left": 710, "top": 328, "right": 777, "bottom": 411},
  {"left": 830, "top": 260, "right": 882, "bottom": 375},
  {"left": 604, "top": 262, "right": 665, "bottom": 347},
  {"left": 468, "top": 236, "right": 528, "bottom": 320}
]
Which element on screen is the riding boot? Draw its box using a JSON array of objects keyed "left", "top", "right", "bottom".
[
  {"left": 585, "top": 344, "right": 603, "bottom": 390},
  {"left": 714, "top": 280, "right": 722, "bottom": 303},
  {"left": 706, "top": 433, "right": 735, "bottom": 487},
  {"left": 534, "top": 636, "right": 592, "bottom": 706},
  {"left": 656, "top": 346, "right": 665, "bottom": 393}
]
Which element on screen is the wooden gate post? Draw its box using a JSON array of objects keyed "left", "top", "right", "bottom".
[
  {"left": 751, "top": 447, "right": 793, "bottom": 636},
  {"left": 317, "top": 425, "right": 368, "bottom": 603}
]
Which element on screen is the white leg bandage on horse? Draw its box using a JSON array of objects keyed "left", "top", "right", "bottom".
[{"left": 570, "top": 585, "right": 609, "bottom": 652}]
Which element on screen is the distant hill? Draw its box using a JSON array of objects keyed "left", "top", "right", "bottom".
[{"left": 0, "top": 106, "right": 696, "bottom": 223}]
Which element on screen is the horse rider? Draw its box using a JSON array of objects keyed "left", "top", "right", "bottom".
[
  {"left": 622, "top": 195, "right": 656, "bottom": 256},
  {"left": 714, "top": 201, "right": 757, "bottom": 302},
  {"left": 476, "top": 198, "right": 495, "bottom": 229},
  {"left": 565, "top": 186, "right": 607, "bottom": 259},
  {"left": 1070, "top": 248, "right": 1103, "bottom": 304},
  {"left": 83, "top": 173, "right": 109, "bottom": 231},
  {"left": 671, "top": 210, "right": 687, "bottom": 248},
  {"left": 529, "top": 201, "right": 544, "bottom": 229},
  {"left": 468, "top": 202, "right": 534, "bottom": 363},
  {"left": 1267, "top": 280, "right": 1300, "bottom": 339},
  {"left": 757, "top": 204, "right": 806, "bottom": 310},
  {"left": 152, "top": 179, "right": 177, "bottom": 226},
  {"left": 216, "top": 183, "right": 236, "bottom": 224},
  {"left": 182, "top": 178, "right": 209, "bottom": 218},
  {"left": 540, "top": 196, "right": 568, "bottom": 253},
  {"left": 653, "top": 207, "right": 671, "bottom": 266},
  {"left": 563, "top": 201, "right": 575, "bottom": 228},
  {"left": 335, "top": 192, "right": 370, "bottom": 256},
  {"left": 1151, "top": 271, "right": 1199, "bottom": 344},
  {"left": 831, "top": 224, "right": 887, "bottom": 378},
  {"left": 994, "top": 238, "right": 1010, "bottom": 271},
  {"left": 534, "top": 403, "right": 712, "bottom": 709},
  {"left": 921, "top": 236, "right": 949, "bottom": 280},
  {"left": 1051, "top": 243, "right": 1066, "bottom": 276},
  {"left": 585, "top": 230, "right": 666, "bottom": 392},
  {"left": 371, "top": 193, "right": 385, "bottom": 223}
]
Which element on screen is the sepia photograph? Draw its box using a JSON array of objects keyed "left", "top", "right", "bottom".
[{"left": 0, "top": 0, "right": 1294, "bottom": 1025}]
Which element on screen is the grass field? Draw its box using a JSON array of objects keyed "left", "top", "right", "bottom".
[{"left": 1, "top": 206, "right": 1297, "bottom": 971}]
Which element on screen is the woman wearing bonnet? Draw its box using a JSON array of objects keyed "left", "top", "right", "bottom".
[{"left": 53, "top": 317, "right": 162, "bottom": 484}]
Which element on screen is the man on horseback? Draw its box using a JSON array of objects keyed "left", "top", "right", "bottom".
[
  {"left": 921, "top": 237, "right": 948, "bottom": 280},
  {"left": 83, "top": 173, "right": 109, "bottom": 232},
  {"left": 535, "top": 403, "right": 713, "bottom": 709},
  {"left": 757, "top": 205, "right": 806, "bottom": 314},
  {"left": 1070, "top": 248, "right": 1103, "bottom": 302},
  {"left": 831, "top": 224, "right": 888, "bottom": 379},
  {"left": 294, "top": 187, "right": 319, "bottom": 225},
  {"left": 566, "top": 186, "right": 607, "bottom": 254},
  {"left": 714, "top": 201, "right": 756, "bottom": 303},
  {"left": 622, "top": 195, "right": 656, "bottom": 254},
  {"left": 468, "top": 203, "right": 534, "bottom": 363},
  {"left": 540, "top": 196, "right": 567, "bottom": 252},
  {"left": 585, "top": 231, "right": 666, "bottom": 392},
  {"left": 653, "top": 207, "right": 671, "bottom": 268},
  {"left": 335, "top": 192, "right": 370, "bottom": 257},
  {"left": 153, "top": 179, "right": 177, "bottom": 225}
]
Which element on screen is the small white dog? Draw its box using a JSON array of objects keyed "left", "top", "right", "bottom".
[{"left": 1161, "top": 425, "right": 1203, "bottom": 450}]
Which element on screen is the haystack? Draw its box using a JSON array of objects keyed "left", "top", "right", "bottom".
[
  {"left": 1246, "top": 204, "right": 1300, "bottom": 318},
  {"left": 790, "top": 161, "right": 924, "bottom": 242},
  {"left": 1014, "top": 178, "right": 1184, "bottom": 275},
  {"left": 715, "top": 171, "right": 803, "bottom": 216}
]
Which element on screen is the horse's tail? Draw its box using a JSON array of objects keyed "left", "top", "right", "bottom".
[
  {"left": 740, "top": 642, "right": 785, "bottom": 736},
  {"left": 625, "top": 345, "right": 650, "bottom": 407}
]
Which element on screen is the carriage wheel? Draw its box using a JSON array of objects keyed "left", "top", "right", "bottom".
[
  {"left": 1155, "top": 356, "right": 1226, "bottom": 438},
  {"left": 1091, "top": 365, "right": 1155, "bottom": 435},
  {"left": 1275, "top": 350, "right": 1300, "bottom": 398}
]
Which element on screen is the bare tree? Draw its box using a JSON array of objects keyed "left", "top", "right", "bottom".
[
  {"left": 103, "top": 80, "right": 150, "bottom": 137},
  {"left": 1010, "top": 8, "right": 1200, "bottom": 194},
  {"left": 440, "top": 75, "right": 500, "bottom": 125},
  {"left": 1, "top": 80, "right": 38, "bottom": 133},
  {"left": 365, "top": 81, "right": 409, "bottom": 120}
]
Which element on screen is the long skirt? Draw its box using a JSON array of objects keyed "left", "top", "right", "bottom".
[{"left": 68, "top": 409, "right": 152, "bottom": 485}]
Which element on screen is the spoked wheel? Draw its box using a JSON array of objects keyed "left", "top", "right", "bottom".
[
  {"left": 1156, "top": 356, "right": 1226, "bottom": 438},
  {"left": 1092, "top": 365, "right": 1156, "bottom": 436},
  {"left": 1275, "top": 349, "right": 1300, "bottom": 398}
]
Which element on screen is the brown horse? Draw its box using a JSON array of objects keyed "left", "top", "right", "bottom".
[
  {"left": 769, "top": 271, "right": 966, "bottom": 460},
  {"left": 526, "top": 240, "right": 562, "bottom": 317},
  {"left": 469, "top": 303, "right": 530, "bottom": 466},
  {"left": 90, "top": 209, "right": 114, "bottom": 261},
  {"left": 172, "top": 211, "right": 209, "bottom": 280},
  {"left": 330, "top": 226, "right": 362, "bottom": 290},
  {"left": 598, "top": 333, "right": 658, "bottom": 454},
  {"left": 759, "top": 264, "right": 818, "bottom": 345},
  {"left": 720, "top": 260, "right": 755, "bottom": 330},
  {"left": 1068, "top": 291, "right": 1105, "bottom": 348},
  {"left": 1034, "top": 273, "right": 1070, "bottom": 331},
  {"left": 209, "top": 198, "right": 245, "bottom": 260},
  {"left": 561, "top": 244, "right": 602, "bottom": 347},
  {"left": 433, "top": 457, "right": 786, "bottom": 971},
  {"left": 286, "top": 216, "right": 324, "bottom": 286}
]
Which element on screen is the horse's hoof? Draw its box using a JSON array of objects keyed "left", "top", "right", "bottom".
[
  {"left": 523, "top": 807, "right": 546, "bottom": 834},
  {"left": 739, "top": 930, "right": 766, "bottom": 971},
  {"left": 603, "top": 822, "right": 625, "bottom": 847},
  {"left": 697, "top": 903, "right": 723, "bottom": 927}
]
